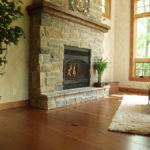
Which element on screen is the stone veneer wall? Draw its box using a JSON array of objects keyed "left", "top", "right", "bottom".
[{"left": 39, "top": 13, "right": 104, "bottom": 93}]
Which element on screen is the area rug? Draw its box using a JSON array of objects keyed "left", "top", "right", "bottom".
[{"left": 108, "top": 95, "right": 150, "bottom": 135}]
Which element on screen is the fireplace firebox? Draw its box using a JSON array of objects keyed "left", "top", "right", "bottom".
[{"left": 63, "top": 46, "right": 90, "bottom": 89}]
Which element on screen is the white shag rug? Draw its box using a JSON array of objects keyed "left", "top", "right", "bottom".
[{"left": 108, "top": 95, "right": 150, "bottom": 135}]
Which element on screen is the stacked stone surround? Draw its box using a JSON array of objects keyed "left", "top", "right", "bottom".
[{"left": 27, "top": 1, "right": 110, "bottom": 109}]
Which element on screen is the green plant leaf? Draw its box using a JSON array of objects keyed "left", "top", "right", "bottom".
[
  {"left": 0, "top": 0, "right": 24, "bottom": 75},
  {"left": 94, "top": 58, "right": 108, "bottom": 83}
]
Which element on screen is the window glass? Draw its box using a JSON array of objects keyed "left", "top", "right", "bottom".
[
  {"left": 136, "top": 17, "right": 150, "bottom": 58},
  {"left": 137, "top": 0, "right": 150, "bottom": 14},
  {"left": 102, "top": 0, "right": 105, "bottom": 13},
  {"left": 135, "top": 62, "right": 150, "bottom": 77}
]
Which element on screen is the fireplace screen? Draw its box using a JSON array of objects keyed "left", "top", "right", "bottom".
[{"left": 63, "top": 46, "right": 90, "bottom": 89}]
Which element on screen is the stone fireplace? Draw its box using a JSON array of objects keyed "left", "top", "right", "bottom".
[{"left": 27, "top": 0, "right": 110, "bottom": 109}]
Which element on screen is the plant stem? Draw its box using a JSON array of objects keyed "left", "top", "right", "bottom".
[{"left": 98, "top": 72, "right": 103, "bottom": 83}]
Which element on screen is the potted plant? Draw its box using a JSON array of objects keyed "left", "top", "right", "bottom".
[
  {"left": 0, "top": 0, "right": 25, "bottom": 75},
  {"left": 94, "top": 57, "right": 108, "bottom": 87}
]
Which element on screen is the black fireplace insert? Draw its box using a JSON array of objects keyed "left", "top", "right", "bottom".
[{"left": 63, "top": 46, "right": 90, "bottom": 89}]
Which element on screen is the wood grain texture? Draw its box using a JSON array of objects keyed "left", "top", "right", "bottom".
[
  {"left": 102, "top": 0, "right": 111, "bottom": 19},
  {"left": 0, "top": 93, "right": 150, "bottom": 150},
  {"left": 109, "top": 82, "right": 119, "bottom": 94},
  {"left": 119, "top": 87, "right": 148, "bottom": 94},
  {"left": 0, "top": 100, "right": 29, "bottom": 111},
  {"left": 27, "top": 1, "right": 110, "bottom": 33},
  {"left": 129, "top": 0, "right": 135, "bottom": 81},
  {"left": 135, "top": 12, "right": 150, "bottom": 18}
]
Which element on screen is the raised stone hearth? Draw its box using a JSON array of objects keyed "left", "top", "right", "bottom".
[
  {"left": 40, "top": 87, "right": 109, "bottom": 109},
  {"left": 27, "top": 1, "right": 110, "bottom": 109}
]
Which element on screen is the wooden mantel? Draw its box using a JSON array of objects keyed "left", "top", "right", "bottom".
[{"left": 27, "top": 1, "right": 110, "bottom": 33}]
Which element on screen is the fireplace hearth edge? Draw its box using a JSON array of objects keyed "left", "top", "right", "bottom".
[{"left": 39, "top": 86, "right": 110, "bottom": 110}]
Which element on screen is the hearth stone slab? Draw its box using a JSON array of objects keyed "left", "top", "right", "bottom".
[{"left": 32, "top": 86, "right": 110, "bottom": 110}]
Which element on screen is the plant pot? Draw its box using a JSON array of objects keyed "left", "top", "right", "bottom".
[{"left": 94, "top": 83, "right": 103, "bottom": 87}]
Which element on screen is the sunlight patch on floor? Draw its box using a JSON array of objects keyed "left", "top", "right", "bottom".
[
  {"left": 111, "top": 94, "right": 123, "bottom": 97},
  {"left": 122, "top": 95, "right": 148, "bottom": 105}
]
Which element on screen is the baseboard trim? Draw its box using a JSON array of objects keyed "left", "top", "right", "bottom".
[
  {"left": 0, "top": 100, "right": 29, "bottom": 111},
  {"left": 119, "top": 87, "right": 148, "bottom": 94}
]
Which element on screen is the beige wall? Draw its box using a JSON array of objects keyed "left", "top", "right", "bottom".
[
  {"left": 0, "top": 0, "right": 32, "bottom": 103},
  {"left": 114, "top": 0, "right": 147, "bottom": 89},
  {"left": 102, "top": 0, "right": 115, "bottom": 82}
]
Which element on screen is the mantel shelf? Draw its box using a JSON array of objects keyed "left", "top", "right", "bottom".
[{"left": 27, "top": 1, "right": 110, "bottom": 33}]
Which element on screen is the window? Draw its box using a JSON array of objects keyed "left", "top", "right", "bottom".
[
  {"left": 102, "top": 0, "right": 111, "bottom": 19},
  {"left": 130, "top": 0, "right": 150, "bottom": 81}
]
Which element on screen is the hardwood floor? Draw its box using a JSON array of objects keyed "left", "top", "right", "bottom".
[{"left": 0, "top": 93, "right": 150, "bottom": 150}]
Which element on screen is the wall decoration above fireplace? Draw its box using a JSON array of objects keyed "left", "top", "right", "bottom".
[
  {"left": 69, "top": 0, "right": 90, "bottom": 16},
  {"left": 63, "top": 46, "right": 90, "bottom": 89}
]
